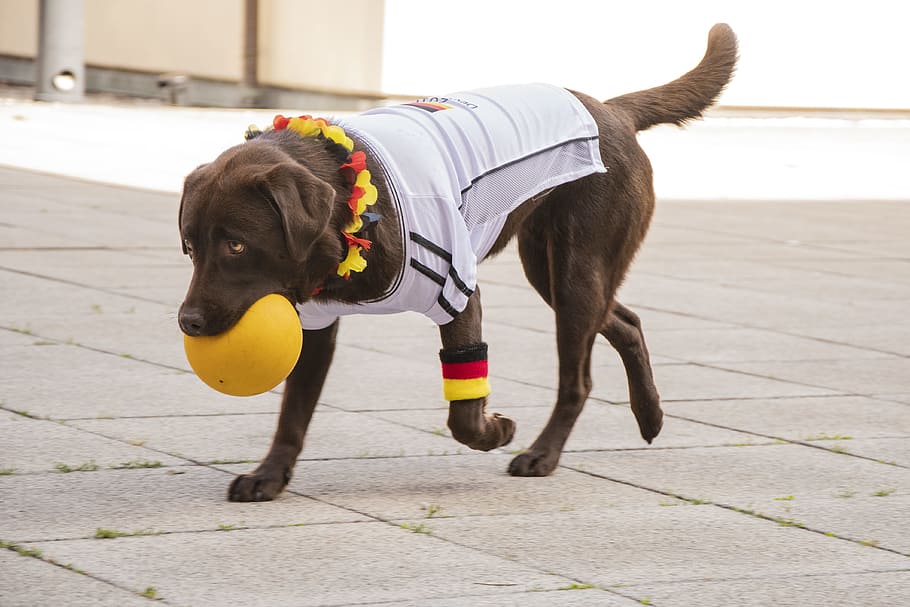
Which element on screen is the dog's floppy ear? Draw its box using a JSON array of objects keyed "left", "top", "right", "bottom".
[
  {"left": 178, "top": 163, "right": 210, "bottom": 254},
  {"left": 259, "top": 161, "right": 336, "bottom": 263},
  {"left": 178, "top": 190, "right": 188, "bottom": 254}
]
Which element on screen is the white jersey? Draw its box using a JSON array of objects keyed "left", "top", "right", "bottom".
[{"left": 297, "top": 83, "right": 607, "bottom": 329}]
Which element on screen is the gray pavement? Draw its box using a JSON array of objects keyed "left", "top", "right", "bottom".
[{"left": 0, "top": 165, "right": 908, "bottom": 606}]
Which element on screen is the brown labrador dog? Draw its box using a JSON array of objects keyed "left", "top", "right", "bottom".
[{"left": 179, "top": 24, "right": 737, "bottom": 501}]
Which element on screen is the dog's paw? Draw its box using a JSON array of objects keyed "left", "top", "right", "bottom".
[
  {"left": 633, "top": 402, "right": 664, "bottom": 444},
  {"left": 469, "top": 413, "right": 516, "bottom": 451},
  {"left": 489, "top": 413, "right": 516, "bottom": 449},
  {"left": 228, "top": 467, "right": 290, "bottom": 502},
  {"left": 450, "top": 412, "right": 516, "bottom": 451},
  {"left": 507, "top": 448, "right": 559, "bottom": 477}
]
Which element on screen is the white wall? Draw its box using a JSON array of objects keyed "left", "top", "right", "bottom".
[{"left": 381, "top": 0, "right": 910, "bottom": 110}]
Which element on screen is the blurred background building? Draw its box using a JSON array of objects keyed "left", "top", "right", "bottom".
[
  {"left": 0, "top": 0, "right": 907, "bottom": 111},
  {"left": 0, "top": 0, "right": 386, "bottom": 108}
]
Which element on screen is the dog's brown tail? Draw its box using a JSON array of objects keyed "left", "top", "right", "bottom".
[{"left": 607, "top": 23, "right": 738, "bottom": 132}]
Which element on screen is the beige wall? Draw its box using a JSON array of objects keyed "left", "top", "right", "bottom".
[
  {"left": 0, "top": 0, "right": 38, "bottom": 56},
  {"left": 0, "top": 0, "right": 384, "bottom": 93},
  {"left": 258, "top": 0, "right": 384, "bottom": 93},
  {"left": 84, "top": 0, "right": 244, "bottom": 81}
]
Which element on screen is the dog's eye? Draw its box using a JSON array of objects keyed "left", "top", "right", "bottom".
[
  {"left": 227, "top": 240, "right": 246, "bottom": 255},
  {"left": 183, "top": 239, "right": 194, "bottom": 259}
]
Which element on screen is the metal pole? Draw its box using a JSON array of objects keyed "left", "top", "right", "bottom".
[
  {"left": 35, "top": 0, "right": 85, "bottom": 102},
  {"left": 242, "top": 0, "right": 258, "bottom": 88}
]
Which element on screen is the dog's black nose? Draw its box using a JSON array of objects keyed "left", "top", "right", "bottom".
[{"left": 178, "top": 307, "right": 206, "bottom": 336}]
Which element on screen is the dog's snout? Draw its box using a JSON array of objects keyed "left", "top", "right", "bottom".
[{"left": 178, "top": 307, "right": 206, "bottom": 336}]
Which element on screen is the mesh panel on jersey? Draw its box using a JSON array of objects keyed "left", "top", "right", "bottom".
[{"left": 459, "top": 139, "right": 595, "bottom": 229}]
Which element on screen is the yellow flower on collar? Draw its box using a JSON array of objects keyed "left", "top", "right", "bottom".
[{"left": 337, "top": 244, "right": 367, "bottom": 278}]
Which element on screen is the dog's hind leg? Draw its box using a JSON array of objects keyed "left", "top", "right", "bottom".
[
  {"left": 601, "top": 302, "right": 663, "bottom": 442},
  {"left": 439, "top": 288, "right": 517, "bottom": 451},
  {"left": 508, "top": 232, "right": 610, "bottom": 476}
]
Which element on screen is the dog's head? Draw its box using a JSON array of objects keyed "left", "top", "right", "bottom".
[{"left": 177, "top": 141, "right": 339, "bottom": 336}]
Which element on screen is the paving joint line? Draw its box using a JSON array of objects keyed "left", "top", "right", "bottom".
[
  {"left": 687, "top": 359, "right": 849, "bottom": 397},
  {"left": 313, "top": 586, "right": 640, "bottom": 607},
  {"left": 665, "top": 411, "right": 909, "bottom": 469},
  {"left": 0, "top": 245, "right": 175, "bottom": 252},
  {"left": 596, "top": 565, "right": 910, "bottom": 591},
  {"left": 0, "top": 266, "right": 174, "bottom": 306},
  {"left": 1, "top": 539, "right": 174, "bottom": 604},
  {"left": 5, "top": 328, "right": 898, "bottom": 471},
  {"left": 271, "top": 481, "right": 628, "bottom": 603},
  {"left": 629, "top": 301, "right": 910, "bottom": 360},
  {"left": 12, "top": 518, "right": 382, "bottom": 546},
  {"left": 561, "top": 463, "right": 910, "bottom": 558},
  {"left": 0, "top": 325, "right": 192, "bottom": 374}
]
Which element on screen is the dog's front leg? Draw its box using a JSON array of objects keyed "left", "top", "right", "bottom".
[
  {"left": 439, "top": 288, "right": 515, "bottom": 451},
  {"left": 228, "top": 321, "right": 339, "bottom": 502}
]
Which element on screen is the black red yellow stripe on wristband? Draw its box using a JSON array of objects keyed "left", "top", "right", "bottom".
[{"left": 439, "top": 343, "right": 491, "bottom": 401}]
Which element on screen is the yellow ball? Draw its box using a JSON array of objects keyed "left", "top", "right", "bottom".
[{"left": 183, "top": 294, "right": 303, "bottom": 397}]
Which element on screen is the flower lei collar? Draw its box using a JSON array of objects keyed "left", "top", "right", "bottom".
[{"left": 257, "top": 115, "right": 379, "bottom": 279}]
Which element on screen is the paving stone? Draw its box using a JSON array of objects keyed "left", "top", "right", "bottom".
[
  {"left": 644, "top": 327, "right": 889, "bottom": 362},
  {"left": 629, "top": 570, "right": 910, "bottom": 607},
  {"left": 424, "top": 321, "right": 835, "bottom": 402},
  {"left": 18, "top": 304, "right": 187, "bottom": 370},
  {"left": 0, "top": 414, "right": 185, "bottom": 473},
  {"left": 588, "top": 362, "right": 839, "bottom": 403},
  {"left": 0, "top": 341, "right": 278, "bottom": 419},
  {"left": 631, "top": 256, "right": 846, "bottom": 282},
  {"left": 0, "top": 466, "right": 366, "bottom": 542},
  {"left": 276, "top": 453, "right": 684, "bottom": 521},
  {"left": 665, "top": 396, "right": 910, "bottom": 441},
  {"left": 563, "top": 444, "right": 909, "bottom": 505},
  {"left": 421, "top": 507, "right": 910, "bottom": 587},
  {"left": 636, "top": 237, "right": 865, "bottom": 263},
  {"left": 5, "top": 153, "right": 910, "bottom": 606},
  {"left": 717, "top": 357, "right": 910, "bottom": 396},
  {"left": 336, "top": 295, "right": 679, "bottom": 378},
  {"left": 757, "top": 493, "right": 910, "bottom": 555},
  {"left": 0, "top": 223, "right": 85, "bottom": 248},
  {"left": 0, "top": 248, "right": 186, "bottom": 291},
  {"left": 650, "top": 200, "right": 910, "bottom": 243},
  {"left": 336, "top": 312, "right": 441, "bottom": 357},
  {"left": 70, "top": 408, "right": 456, "bottom": 463},
  {"left": 824, "top": 437, "right": 910, "bottom": 467},
  {"left": 0, "top": 551, "right": 150, "bottom": 607},
  {"left": 564, "top": 446, "right": 910, "bottom": 554},
  {"left": 375, "top": 402, "right": 765, "bottom": 454},
  {"left": 617, "top": 273, "right": 901, "bottom": 332},
  {"left": 794, "top": 323, "right": 910, "bottom": 357},
  {"left": 0, "top": 329, "right": 35, "bottom": 347},
  {"left": 476, "top": 279, "right": 549, "bottom": 309},
  {"left": 0, "top": 268, "right": 168, "bottom": 327},
  {"left": 32, "top": 523, "right": 569, "bottom": 606},
  {"left": 2, "top": 198, "right": 174, "bottom": 248},
  {"left": 319, "top": 345, "right": 451, "bottom": 411},
  {"left": 800, "top": 238, "right": 910, "bottom": 258},
  {"left": 0, "top": 275, "right": 186, "bottom": 368},
  {"left": 705, "top": 261, "right": 910, "bottom": 301},
  {"left": 778, "top": 258, "right": 910, "bottom": 284},
  {"left": 115, "top": 284, "right": 186, "bottom": 306},
  {"left": 377, "top": 588, "right": 638, "bottom": 606}
]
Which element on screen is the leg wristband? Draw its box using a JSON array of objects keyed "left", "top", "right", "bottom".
[{"left": 439, "top": 343, "right": 491, "bottom": 401}]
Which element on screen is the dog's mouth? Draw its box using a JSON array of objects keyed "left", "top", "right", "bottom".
[
  {"left": 178, "top": 304, "right": 240, "bottom": 337},
  {"left": 179, "top": 291, "right": 298, "bottom": 337}
]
